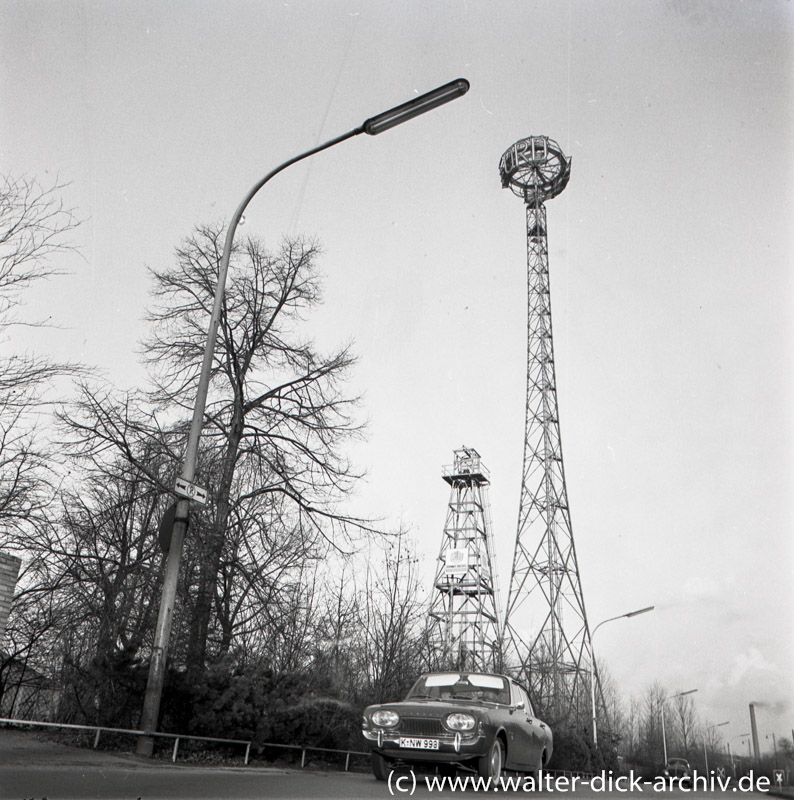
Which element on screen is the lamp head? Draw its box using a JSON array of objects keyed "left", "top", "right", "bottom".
[
  {"left": 626, "top": 605, "right": 655, "bottom": 618},
  {"left": 363, "top": 79, "right": 470, "bottom": 135}
]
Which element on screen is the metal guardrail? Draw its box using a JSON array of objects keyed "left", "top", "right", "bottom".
[
  {"left": 547, "top": 769, "right": 596, "bottom": 780},
  {"left": 1, "top": 717, "right": 251, "bottom": 764},
  {"left": 1, "top": 720, "right": 609, "bottom": 777},
  {"left": 257, "top": 740, "right": 369, "bottom": 771},
  {"left": 0, "top": 717, "right": 369, "bottom": 770}
]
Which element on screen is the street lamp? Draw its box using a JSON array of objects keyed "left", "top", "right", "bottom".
[
  {"left": 589, "top": 605, "right": 654, "bottom": 747},
  {"left": 704, "top": 721, "right": 729, "bottom": 773},
  {"left": 728, "top": 733, "right": 751, "bottom": 778},
  {"left": 136, "top": 78, "right": 470, "bottom": 757},
  {"left": 661, "top": 688, "right": 698, "bottom": 765}
]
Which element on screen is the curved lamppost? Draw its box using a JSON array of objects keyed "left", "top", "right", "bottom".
[
  {"left": 662, "top": 688, "right": 698, "bottom": 765},
  {"left": 136, "top": 79, "right": 470, "bottom": 756},
  {"left": 589, "top": 605, "right": 654, "bottom": 746}
]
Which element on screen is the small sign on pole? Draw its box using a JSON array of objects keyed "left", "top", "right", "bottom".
[{"left": 174, "top": 477, "right": 208, "bottom": 505}]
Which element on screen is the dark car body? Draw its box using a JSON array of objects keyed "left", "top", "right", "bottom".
[
  {"left": 362, "top": 671, "right": 553, "bottom": 781},
  {"left": 660, "top": 757, "right": 692, "bottom": 785}
]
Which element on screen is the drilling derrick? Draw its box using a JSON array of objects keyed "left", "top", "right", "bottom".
[
  {"left": 499, "top": 136, "right": 596, "bottom": 723},
  {"left": 428, "top": 447, "right": 502, "bottom": 672}
]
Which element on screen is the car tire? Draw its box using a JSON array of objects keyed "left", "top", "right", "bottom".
[
  {"left": 478, "top": 737, "right": 504, "bottom": 781},
  {"left": 371, "top": 752, "right": 390, "bottom": 781}
]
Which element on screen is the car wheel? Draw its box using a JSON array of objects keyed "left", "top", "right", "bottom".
[
  {"left": 371, "top": 752, "right": 390, "bottom": 781},
  {"left": 478, "top": 737, "right": 504, "bottom": 781}
]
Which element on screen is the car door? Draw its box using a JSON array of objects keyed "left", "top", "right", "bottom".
[
  {"left": 518, "top": 686, "right": 546, "bottom": 764},
  {"left": 505, "top": 681, "right": 536, "bottom": 769}
]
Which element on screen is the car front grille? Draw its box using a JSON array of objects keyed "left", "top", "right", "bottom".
[{"left": 400, "top": 717, "right": 445, "bottom": 736}]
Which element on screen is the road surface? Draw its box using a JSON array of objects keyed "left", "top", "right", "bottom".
[{"left": 0, "top": 729, "right": 778, "bottom": 799}]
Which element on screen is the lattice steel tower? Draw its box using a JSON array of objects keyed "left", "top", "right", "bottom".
[
  {"left": 499, "top": 136, "right": 595, "bottom": 723},
  {"left": 428, "top": 447, "right": 502, "bottom": 672}
]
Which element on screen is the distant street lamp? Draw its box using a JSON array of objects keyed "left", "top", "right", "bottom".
[
  {"left": 662, "top": 688, "right": 698, "bottom": 765},
  {"left": 729, "top": 733, "right": 751, "bottom": 778},
  {"left": 589, "top": 606, "right": 654, "bottom": 747},
  {"left": 704, "top": 721, "right": 729, "bottom": 773},
  {"left": 728, "top": 733, "right": 751, "bottom": 778},
  {"left": 136, "top": 78, "right": 470, "bottom": 757}
]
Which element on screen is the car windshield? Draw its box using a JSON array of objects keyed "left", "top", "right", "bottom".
[{"left": 405, "top": 673, "right": 510, "bottom": 705}]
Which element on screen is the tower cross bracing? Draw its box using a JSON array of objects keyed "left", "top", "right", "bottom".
[
  {"left": 499, "top": 136, "right": 596, "bottom": 724},
  {"left": 428, "top": 447, "right": 502, "bottom": 673}
]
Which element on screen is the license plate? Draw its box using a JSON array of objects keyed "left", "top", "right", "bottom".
[{"left": 399, "top": 737, "right": 440, "bottom": 750}]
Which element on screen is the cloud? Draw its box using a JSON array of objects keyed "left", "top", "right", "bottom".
[
  {"left": 659, "top": 573, "right": 729, "bottom": 610},
  {"left": 680, "top": 574, "right": 724, "bottom": 602},
  {"left": 728, "top": 647, "right": 778, "bottom": 686}
]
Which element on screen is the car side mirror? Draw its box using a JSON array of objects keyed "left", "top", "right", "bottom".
[{"left": 514, "top": 701, "right": 525, "bottom": 710}]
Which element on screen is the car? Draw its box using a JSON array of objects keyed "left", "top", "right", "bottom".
[
  {"left": 361, "top": 671, "right": 553, "bottom": 781},
  {"left": 660, "top": 757, "right": 692, "bottom": 786}
]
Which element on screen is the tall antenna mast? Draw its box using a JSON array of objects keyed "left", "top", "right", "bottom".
[
  {"left": 499, "top": 136, "right": 595, "bottom": 723},
  {"left": 428, "top": 447, "right": 502, "bottom": 672}
]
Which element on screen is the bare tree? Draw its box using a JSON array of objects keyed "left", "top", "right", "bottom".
[
  {"left": 354, "top": 535, "right": 427, "bottom": 704},
  {"left": 621, "top": 694, "right": 643, "bottom": 765},
  {"left": 0, "top": 174, "right": 83, "bottom": 718},
  {"left": 144, "top": 223, "right": 371, "bottom": 675},
  {"left": 309, "top": 567, "right": 360, "bottom": 696},
  {"left": 0, "top": 174, "right": 78, "bottom": 322},
  {"left": 594, "top": 663, "right": 624, "bottom": 749},
  {"left": 60, "top": 223, "right": 369, "bottom": 678},
  {"left": 639, "top": 682, "right": 667, "bottom": 766},
  {"left": 669, "top": 691, "right": 699, "bottom": 758},
  {"left": 702, "top": 720, "right": 729, "bottom": 770},
  {"left": 0, "top": 540, "right": 75, "bottom": 719},
  {"left": 0, "top": 174, "right": 80, "bottom": 534},
  {"left": 195, "top": 496, "right": 330, "bottom": 671},
  {"left": 3, "top": 425, "right": 171, "bottom": 726}
]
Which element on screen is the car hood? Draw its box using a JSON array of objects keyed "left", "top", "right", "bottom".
[{"left": 366, "top": 699, "right": 495, "bottom": 716}]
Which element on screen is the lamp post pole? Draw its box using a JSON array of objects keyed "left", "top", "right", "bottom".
[
  {"left": 589, "top": 605, "right": 654, "bottom": 747},
  {"left": 135, "top": 79, "right": 470, "bottom": 757},
  {"left": 728, "top": 734, "right": 750, "bottom": 778},
  {"left": 662, "top": 688, "right": 698, "bottom": 766},
  {"left": 704, "top": 721, "right": 730, "bottom": 774}
]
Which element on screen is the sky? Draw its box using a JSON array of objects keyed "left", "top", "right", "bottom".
[{"left": 2, "top": 0, "right": 792, "bottom": 752}]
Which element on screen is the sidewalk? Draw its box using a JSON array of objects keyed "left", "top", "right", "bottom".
[{"left": 0, "top": 727, "right": 146, "bottom": 768}]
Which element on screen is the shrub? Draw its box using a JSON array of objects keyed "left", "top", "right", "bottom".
[{"left": 159, "top": 664, "right": 359, "bottom": 752}]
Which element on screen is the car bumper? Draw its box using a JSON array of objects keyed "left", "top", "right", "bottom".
[{"left": 362, "top": 729, "right": 488, "bottom": 761}]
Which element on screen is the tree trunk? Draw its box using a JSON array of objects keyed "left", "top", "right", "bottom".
[{"left": 185, "top": 403, "right": 244, "bottom": 679}]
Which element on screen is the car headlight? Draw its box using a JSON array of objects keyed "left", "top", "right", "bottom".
[
  {"left": 371, "top": 710, "right": 400, "bottom": 728},
  {"left": 446, "top": 712, "right": 477, "bottom": 731}
]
